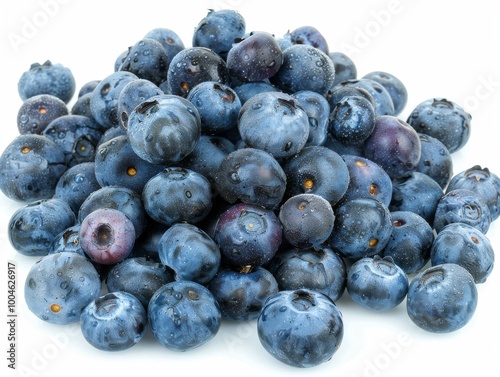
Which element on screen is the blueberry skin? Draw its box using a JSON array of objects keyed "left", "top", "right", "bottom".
[
  {"left": 9, "top": 198, "right": 76, "bottom": 257},
  {"left": 270, "top": 44, "right": 335, "bottom": 96},
  {"left": 17, "top": 94, "right": 69, "bottom": 135},
  {"left": 291, "top": 90, "right": 330, "bottom": 147},
  {"left": 144, "top": 28, "right": 185, "bottom": 67},
  {"left": 336, "top": 79, "right": 395, "bottom": 117},
  {"left": 24, "top": 252, "right": 101, "bottom": 325},
  {"left": 364, "top": 115, "right": 421, "bottom": 179},
  {"left": 148, "top": 281, "right": 222, "bottom": 351},
  {"left": 142, "top": 167, "right": 212, "bottom": 227},
  {"left": 266, "top": 246, "right": 346, "bottom": 302},
  {"left": 362, "top": 71, "right": 408, "bottom": 116},
  {"left": 329, "top": 52, "right": 357, "bottom": 87},
  {"left": 159, "top": 223, "right": 221, "bottom": 285},
  {"left": 80, "top": 291, "right": 148, "bottom": 351},
  {"left": 77, "top": 80, "right": 101, "bottom": 97},
  {"left": 0, "top": 134, "right": 66, "bottom": 202},
  {"left": 192, "top": 9, "right": 246, "bottom": 59},
  {"left": 406, "top": 263, "right": 478, "bottom": 333},
  {"left": 18, "top": 60, "right": 76, "bottom": 103},
  {"left": 207, "top": 266, "right": 279, "bottom": 321},
  {"left": 415, "top": 133, "right": 453, "bottom": 189},
  {"left": 79, "top": 207, "right": 136, "bottom": 265},
  {"left": 446, "top": 165, "right": 500, "bottom": 221},
  {"left": 324, "top": 133, "right": 365, "bottom": 158},
  {"left": 289, "top": 25, "right": 329, "bottom": 54},
  {"left": 327, "top": 85, "right": 376, "bottom": 113},
  {"left": 186, "top": 81, "right": 241, "bottom": 134},
  {"left": 257, "top": 289, "right": 344, "bottom": 368},
  {"left": 96, "top": 124, "right": 127, "bottom": 148},
  {"left": 379, "top": 211, "right": 434, "bottom": 274},
  {"left": 226, "top": 31, "right": 283, "bottom": 82},
  {"left": 431, "top": 223, "right": 494, "bottom": 284},
  {"left": 232, "top": 81, "right": 280, "bottom": 105},
  {"left": 329, "top": 197, "right": 393, "bottom": 260},
  {"left": 166, "top": 47, "right": 230, "bottom": 97},
  {"left": 118, "top": 38, "right": 169, "bottom": 86},
  {"left": 283, "top": 146, "right": 349, "bottom": 206},
  {"left": 406, "top": 98, "right": 471, "bottom": 153},
  {"left": 214, "top": 147, "right": 287, "bottom": 209},
  {"left": 71, "top": 93, "right": 98, "bottom": 125},
  {"left": 127, "top": 94, "right": 201, "bottom": 165},
  {"left": 279, "top": 193, "right": 335, "bottom": 249},
  {"left": 49, "top": 224, "right": 85, "bottom": 257},
  {"left": 433, "top": 189, "right": 491, "bottom": 234},
  {"left": 54, "top": 162, "right": 101, "bottom": 214},
  {"left": 390, "top": 172, "right": 443, "bottom": 226},
  {"left": 347, "top": 256, "right": 409, "bottom": 311},
  {"left": 340, "top": 155, "right": 393, "bottom": 208},
  {"left": 94, "top": 135, "right": 164, "bottom": 193},
  {"left": 238, "top": 91, "right": 310, "bottom": 159},
  {"left": 214, "top": 203, "right": 282, "bottom": 268},
  {"left": 106, "top": 257, "right": 174, "bottom": 308}
]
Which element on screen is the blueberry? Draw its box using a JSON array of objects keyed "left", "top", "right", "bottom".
[
  {"left": 80, "top": 292, "right": 147, "bottom": 351},
  {"left": 148, "top": 281, "right": 222, "bottom": 351},
  {"left": 324, "top": 133, "right": 366, "bottom": 158},
  {"left": 232, "top": 80, "right": 280, "bottom": 105},
  {"left": 158, "top": 223, "right": 221, "bottom": 285},
  {"left": 415, "top": 133, "right": 453, "bottom": 189},
  {"left": 144, "top": 28, "right": 185, "bottom": 67},
  {"left": 24, "top": 252, "right": 101, "bottom": 324},
  {"left": 406, "top": 263, "right": 478, "bottom": 333},
  {"left": 18, "top": 60, "right": 76, "bottom": 103},
  {"left": 347, "top": 255, "right": 409, "bottom": 311},
  {"left": 291, "top": 90, "right": 330, "bottom": 147},
  {"left": 0, "top": 134, "right": 66, "bottom": 202},
  {"left": 214, "top": 202, "right": 282, "bottom": 268},
  {"left": 257, "top": 289, "right": 344, "bottom": 368},
  {"left": 336, "top": 79, "right": 395, "bottom": 117},
  {"left": 96, "top": 124, "right": 127, "bottom": 147},
  {"left": 329, "top": 51, "right": 357, "bottom": 87},
  {"left": 207, "top": 265, "right": 279, "bottom": 321},
  {"left": 77, "top": 80, "right": 101, "bottom": 97},
  {"left": 71, "top": 93, "right": 98, "bottom": 124},
  {"left": 79, "top": 207, "right": 136, "bottom": 265},
  {"left": 8, "top": 198, "right": 76, "bottom": 257},
  {"left": 214, "top": 147, "right": 287, "bottom": 209},
  {"left": 362, "top": 71, "right": 408, "bottom": 116},
  {"left": 327, "top": 84, "right": 376, "bottom": 113},
  {"left": 128, "top": 220, "right": 169, "bottom": 262},
  {"left": 17, "top": 94, "right": 68, "bottom": 135},
  {"left": 49, "top": 224, "right": 85, "bottom": 257},
  {"left": 289, "top": 25, "right": 329, "bottom": 54}
]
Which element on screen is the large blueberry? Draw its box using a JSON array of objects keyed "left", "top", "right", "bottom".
[{"left": 17, "top": 94, "right": 68, "bottom": 135}]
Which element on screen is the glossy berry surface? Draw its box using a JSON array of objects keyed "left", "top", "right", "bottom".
[
  {"left": 17, "top": 94, "right": 68, "bottom": 135},
  {"left": 362, "top": 71, "right": 408, "bottom": 116},
  {"left": 329, "top": 95, "right": 375, "bottom": 145},
  {"left": 415, "top": 133, "right": 453, "bottom": 189},
  {"left": 336, "top": 79, "right": 395, "bottom": 117},
  {"left": 291, "top": 90, "right": 330, "bottom": 147},
  {"left": 329, "top": 51, "right": 357, "bottom": 87},
  {"left": 289, "top": 25, "right": 329, "bottom": 54}
]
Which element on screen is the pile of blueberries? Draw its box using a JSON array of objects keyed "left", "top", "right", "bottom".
[{"left": 1, "top": 8, "right": 497, "bottom": 368}]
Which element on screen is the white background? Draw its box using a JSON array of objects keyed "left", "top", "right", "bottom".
[{"left": 1, "top": 1, "right": 500, "bottom": 376}]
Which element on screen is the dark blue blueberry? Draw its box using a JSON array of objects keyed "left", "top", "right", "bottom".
[
  {"left": 106, "top": 257, "right": 174, "bottom": 308},
  {"left": 214, "top": 202, "right": 282, "bottom": 268},
  {"left": 77, "top": 80, "right": 101, "bottom": 97},
  {"left": 291, "top": 90, "right": 330, "bottom": 147},
  {"left": 363, "top": 115, "right": 421, "bottom": 179},
  {"left": 49, "top": 224, "right": 85, "bottom": 257},
  {"left": 347, "top": 255, "right": 408, "bottom": 311},
  {"left": 431, "top": 223, "right": 494, "bottom": 284},
  {"left": 283, "top": 146, "right": 349, "bottom": 206},
  {"left": 340, "top": 154, "right": 393, "bottom": 208},
  {"left": 71, "top": 93, "right": 97, "bottom": 124},
  {"left": 237, "top": 91, "right": 309, "bottom": 159},
  {"left": 279, "top": 193, "right": 335, "bottom": 249},
  {"left": 226, "top": 32, "right": 283, "bottom": 82},
  {"left": 406, "top": 263, "right": 478, "bottom": 333},
  {"left": 17, "top": 94, "right": 68, "bottom": 135},
  {"left": 446, "top": 165, "right": 500, "bottom": 221},
  {"left": 406, "top": 98, "right": 471, "bottom": 153},
  {"left": 289, "top": 25, "right": 329, "bottom": 54},
  {"left": 186, "top": 81, "right": 241, "bottom": 134},
  {"left": 0, "top": 134, "right": 66, "bottom": 202},
  {"left": 144, "top": 28, "right": 185, "bottom": 67},
  {"left": 114, "top": 50, "right": 129, "bottom": 72},
  {"left": 78, "top": 186, "right": 147, "bottom": 238},
  {"left": 329, "top": 95, "right": 375, "bottom": 145},
  {"left": 323, "top": 133, "right": 365, "bottom": 158},
  {"left": 433, "top": 189, "right": 491, "bottom": 234},
  {"left": 266, "top": 245, "right": 346, "bottom": 302},
  {"left": 390, "top": 172, "right": 443, "bottom": 226},
  {"left": 148, "top": 280, "right": 222, "bottom": 351},
  {"left": 232, "top": 80, "right": 280, "bottom": 105},
  {"left": 257, "top": 289, "right": 344, "bottom": 368},
  {"left": 80, "top": 291, "right": 147, "bottom": 351},
  {"left": 94, "top": 135, "right": 164, "bottom": 193},
  {"left": 207, "top": 266, "right": 278, "bottom": 321},
  {"left": 379, "top": 211, "right": 434, "bottom": 274},
  {"left": 329, "top": 52, "right": 357, "bottom": 87},
  {"left": 24, "top": 252, "right": 101, "bottom": 324},
  {"left": 329, "top": 197, "right": 392, "bottom": 260},
  {"left": 415, "top": 133, "right": 453, "bottom": 189},
  {"left": 128, "top": 220, "right": 168, "bottom": 262},
  {"left": 127, "top": 94, "right": 201, "bottom": 165},
  {"left": 42, "top": 114, "right": 103, "bottom": 168},
  {"left": 142, "top": 167, "right": 212, "bottom": 227},
  {"left": 270, "top": 44, "right": 335, "bottom": 96},
  {"left": 166, "top": 47, "right": 230, "bottom": 97},
  {"left": 327, "top": 84, "right": 376, "bottom": 113},
  {"left": 118, "top": 38, "right": 169, "bottom": 86},
  {"left": 336, "top": 79, "right": 395, "bottom": 116},
  {"left": 214, "top": 147, "right": 287, "bottom": 209},
  {"left": 275, "top": 32, "right": 293, "bottom": 51},
  {"left": 8, "top": 198, "right": 76, "bottom": 257},
  {"left": 362, "top": 71, "right": 408, "bottom": 116},
  {"left": 158, "top": 223, "right": 221, "bottom": 285},
  {"left": 96, "top": 124, "right": 127, "bottom": 148},
  {"left": 18, "top": 60, "right": 76, "bottom": 103},
  {"left": 192, "top": 9, "right": 246, "bottom": 59}
]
